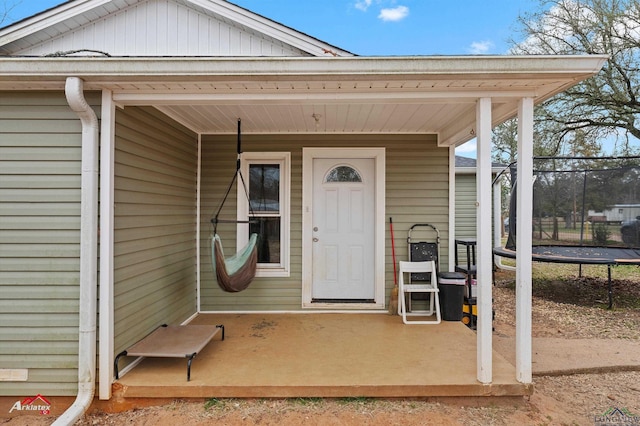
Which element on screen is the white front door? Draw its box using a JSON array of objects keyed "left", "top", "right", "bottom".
[
  {"left": 311, "top": 158, "right": 375, "bottom": 301},
  {"left": 302, "top": 148, "right": 386, "bottom": 309}
]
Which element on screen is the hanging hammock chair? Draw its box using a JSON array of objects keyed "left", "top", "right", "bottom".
[
  {"left": 210, "top": 119, "right": 259, "bottom": 292},
  {"left": 211, "top": 233, "right": 258, "bottom": 292}
]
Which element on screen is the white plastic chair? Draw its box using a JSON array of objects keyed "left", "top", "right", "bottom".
[{"left": 397, "top": 260, "right": 441, "bottom": 324}]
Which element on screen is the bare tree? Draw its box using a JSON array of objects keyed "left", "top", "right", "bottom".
[
  {"left": 1, "top": 1, "right": 20, "bottom": 27},
  {"left": 510, "top": 0, "right": 640, "bottom": 154},
  {"left": 492, "top": 119, "right": 518, "bottom": 165}
]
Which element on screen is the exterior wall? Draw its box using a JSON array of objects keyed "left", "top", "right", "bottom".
[
  {"left": 0, "top": 91, "right": 100, "bottom": 396},
  {"left": 454, "top": 173, "right": 477, "bottom": 268},
  {"left": 455, "top": 170, "right": 505, "bottom": 266},
  {"left": 113, "top": 106, "right": 198, "bottom": 358},
  {"left": 200, "top": 134, "right": 448, "bottom": 311},
  {"left": 455, "top": 173, "right": 477, "bottom": 239},
  {"left": 11, "top": 0, "right": 311, "bottom": 57}
]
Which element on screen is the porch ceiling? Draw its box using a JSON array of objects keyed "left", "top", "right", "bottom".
[
  {"left": 112, "top": 77, "right": 533, "bottom": 143},
  {"left": 0, "top": 55, "right": 608, "bottom": 146}
]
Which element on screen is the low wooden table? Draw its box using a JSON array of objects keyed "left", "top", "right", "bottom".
[{"left": 115, "top": 324, "right": 224, "bottom": 381}]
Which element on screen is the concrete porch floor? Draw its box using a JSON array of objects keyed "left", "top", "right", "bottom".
[{"left": 114, "top": 313, "right": 531, "bottom": 399}]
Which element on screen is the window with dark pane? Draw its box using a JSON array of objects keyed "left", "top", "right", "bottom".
[
  {"left": 249, "top": 164, "right": 281, "bottom": 263},
  {"left": 249, "top": 164, "right": 280, "bottom": 213},
  {"left": 325, "top": 165, "right": 362, "bottom": 183},
  {"left": 250, "top": 218, "right": 281, "bottom": 263}
]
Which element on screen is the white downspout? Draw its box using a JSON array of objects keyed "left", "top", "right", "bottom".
[{"left": 54, "top": 77, "right": 99, "bottom": 425}]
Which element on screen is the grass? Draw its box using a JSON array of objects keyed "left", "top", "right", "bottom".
[
  {"left": 337, "top": 397, "right": 374, "bottom": 406},
  {"left": 204, "top": 398, "right": 226, "bottom": 410}
]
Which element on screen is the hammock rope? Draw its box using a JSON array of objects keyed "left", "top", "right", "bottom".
[
  {"left": 212, "top": 119, "right": 256, "bottom": 235},
  {"left": 210, "top": 119, "right": 260, "bottom": 292}
]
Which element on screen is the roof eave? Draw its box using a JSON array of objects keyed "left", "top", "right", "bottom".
[{"left": 0, "top": 55, "right": 609, "bottom": 79}]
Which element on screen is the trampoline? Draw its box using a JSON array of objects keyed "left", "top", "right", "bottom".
[
  {"left": 493, "top": 156, "right": 640, "bottom": 309},
  {"left": 493, "top": 245, "right": 640, "bottom": 308}
]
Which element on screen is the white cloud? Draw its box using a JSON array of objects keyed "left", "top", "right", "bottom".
[
  {"left": 378, "top": 5, "right": 409, "bottom": 22},
  {"left": 468, "top": 40, "right": 494, "bottom": 54},
  {"left": 455, "top": 140, "right": 477, "bottom": 158},
  {"left": 354, "top": 0, "right": 372, "bottom": 12}
]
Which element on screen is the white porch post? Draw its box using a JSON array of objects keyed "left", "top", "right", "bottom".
[
  {"left": 516, "top": 97, "right": 534, "bottom": 383},
  {"left": 98, "top": 90, "right": 116, "bottom": 399},
  {"left": 476, "top": 97, "right": 493, "bottom": 383},
  {"left": 448, "top": 147, "right": 457, "bottom": 272}
]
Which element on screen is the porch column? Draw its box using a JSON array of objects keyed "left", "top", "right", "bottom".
[
  {"left": 516, "top": 97, "right": 534, "bottom": 383},
  {"left": 98, "top": 90, "right": 116, "bottom": 400},
  {"left": 476, "top": 97, "right": 493, "bottom": 384}
]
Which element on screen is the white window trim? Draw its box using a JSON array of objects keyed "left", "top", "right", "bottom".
[{"left": 236, "top": 152, "right": 291, "bottom": 277}]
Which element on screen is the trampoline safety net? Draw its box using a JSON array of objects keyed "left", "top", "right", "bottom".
[{"left": 505, "top": 157, "right": 640, "bottom": 250}]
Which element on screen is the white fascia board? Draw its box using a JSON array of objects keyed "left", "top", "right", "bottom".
[
  {"left": 0, "top": 0, "right": 113, "bottom": 46},
  {"left": 189, "top": 0, "right": 353, "bottom": 57},
  {"left": 455, "top": 167, "right": 505, "bottom": 175},
  {"left": 0, "top": 55, "right": 608, "bottom": 79},
  {"left": 455, "top": 167, "right": 477, "bottom": 175}
]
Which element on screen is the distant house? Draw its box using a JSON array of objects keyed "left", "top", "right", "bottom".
[
  {"left": 588, "top": 204, "right": 640, "bottom": 223},
  {"left": 0, "top": 0, "right": 606, "bottom": 420},
  {"left": 453, "top": 156, "right": 506, "bottom": 268}
]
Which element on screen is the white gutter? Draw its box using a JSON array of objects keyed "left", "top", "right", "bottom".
[
  {"left": 0, "top": 55, "right": 609, "bottom": 79},
  {"left": 53, "top": 77, "right": 99, "bottom": 425}
]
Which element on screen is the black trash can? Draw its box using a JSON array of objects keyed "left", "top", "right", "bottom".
[{"left": 438, "top": 272, "right": 466, "bottom": 321}]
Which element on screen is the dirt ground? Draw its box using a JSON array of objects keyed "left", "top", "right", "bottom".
[{"left": 3, "top": 265, "right": 640, "bottom": 426}]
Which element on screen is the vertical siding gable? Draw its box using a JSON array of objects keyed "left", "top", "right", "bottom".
[{"left": 12, "top": 0, "right": 311, "bottom": 57}]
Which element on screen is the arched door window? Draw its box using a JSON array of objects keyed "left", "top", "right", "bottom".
[{"left": 324, "top": 165, "right": 362, "bottom": 183}]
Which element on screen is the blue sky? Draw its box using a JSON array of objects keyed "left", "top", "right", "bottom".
[
  {"left": 2, "top": 0, "right": 553, "bottom": 158},
  {"left": 4, "top": 0, "right": 540, "bottom": 55}
]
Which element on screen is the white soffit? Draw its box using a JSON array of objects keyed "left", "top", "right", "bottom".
[{"left": 0, "top": 55, "right": 608, "bottom": 145}]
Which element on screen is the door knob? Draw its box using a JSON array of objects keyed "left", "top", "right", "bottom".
[{"left": 313, "top": 238, "right": 319, "bottom": 242}]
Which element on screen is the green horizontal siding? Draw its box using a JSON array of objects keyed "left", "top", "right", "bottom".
[
  {"left": 454, "top": 172, "right": 501, "bottom": 266},
  {"left": 0, "top": 91, "right": 101, "bottom": 396},
  {"left": 455, "top": 174, "right": 477, "bottom": 240},
  {"left": 1, "top": 380, "right": 79, "bottom": 397},
  {"left": 200, "top": 134, "right": 448, "bottom": 311},
  {"left": 113, "top": 106, "right": 198, "bottom": 361}
]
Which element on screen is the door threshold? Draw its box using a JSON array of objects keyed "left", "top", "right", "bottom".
[{"left": 312, "top": 299, "right": 375, "bottom": 304}]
